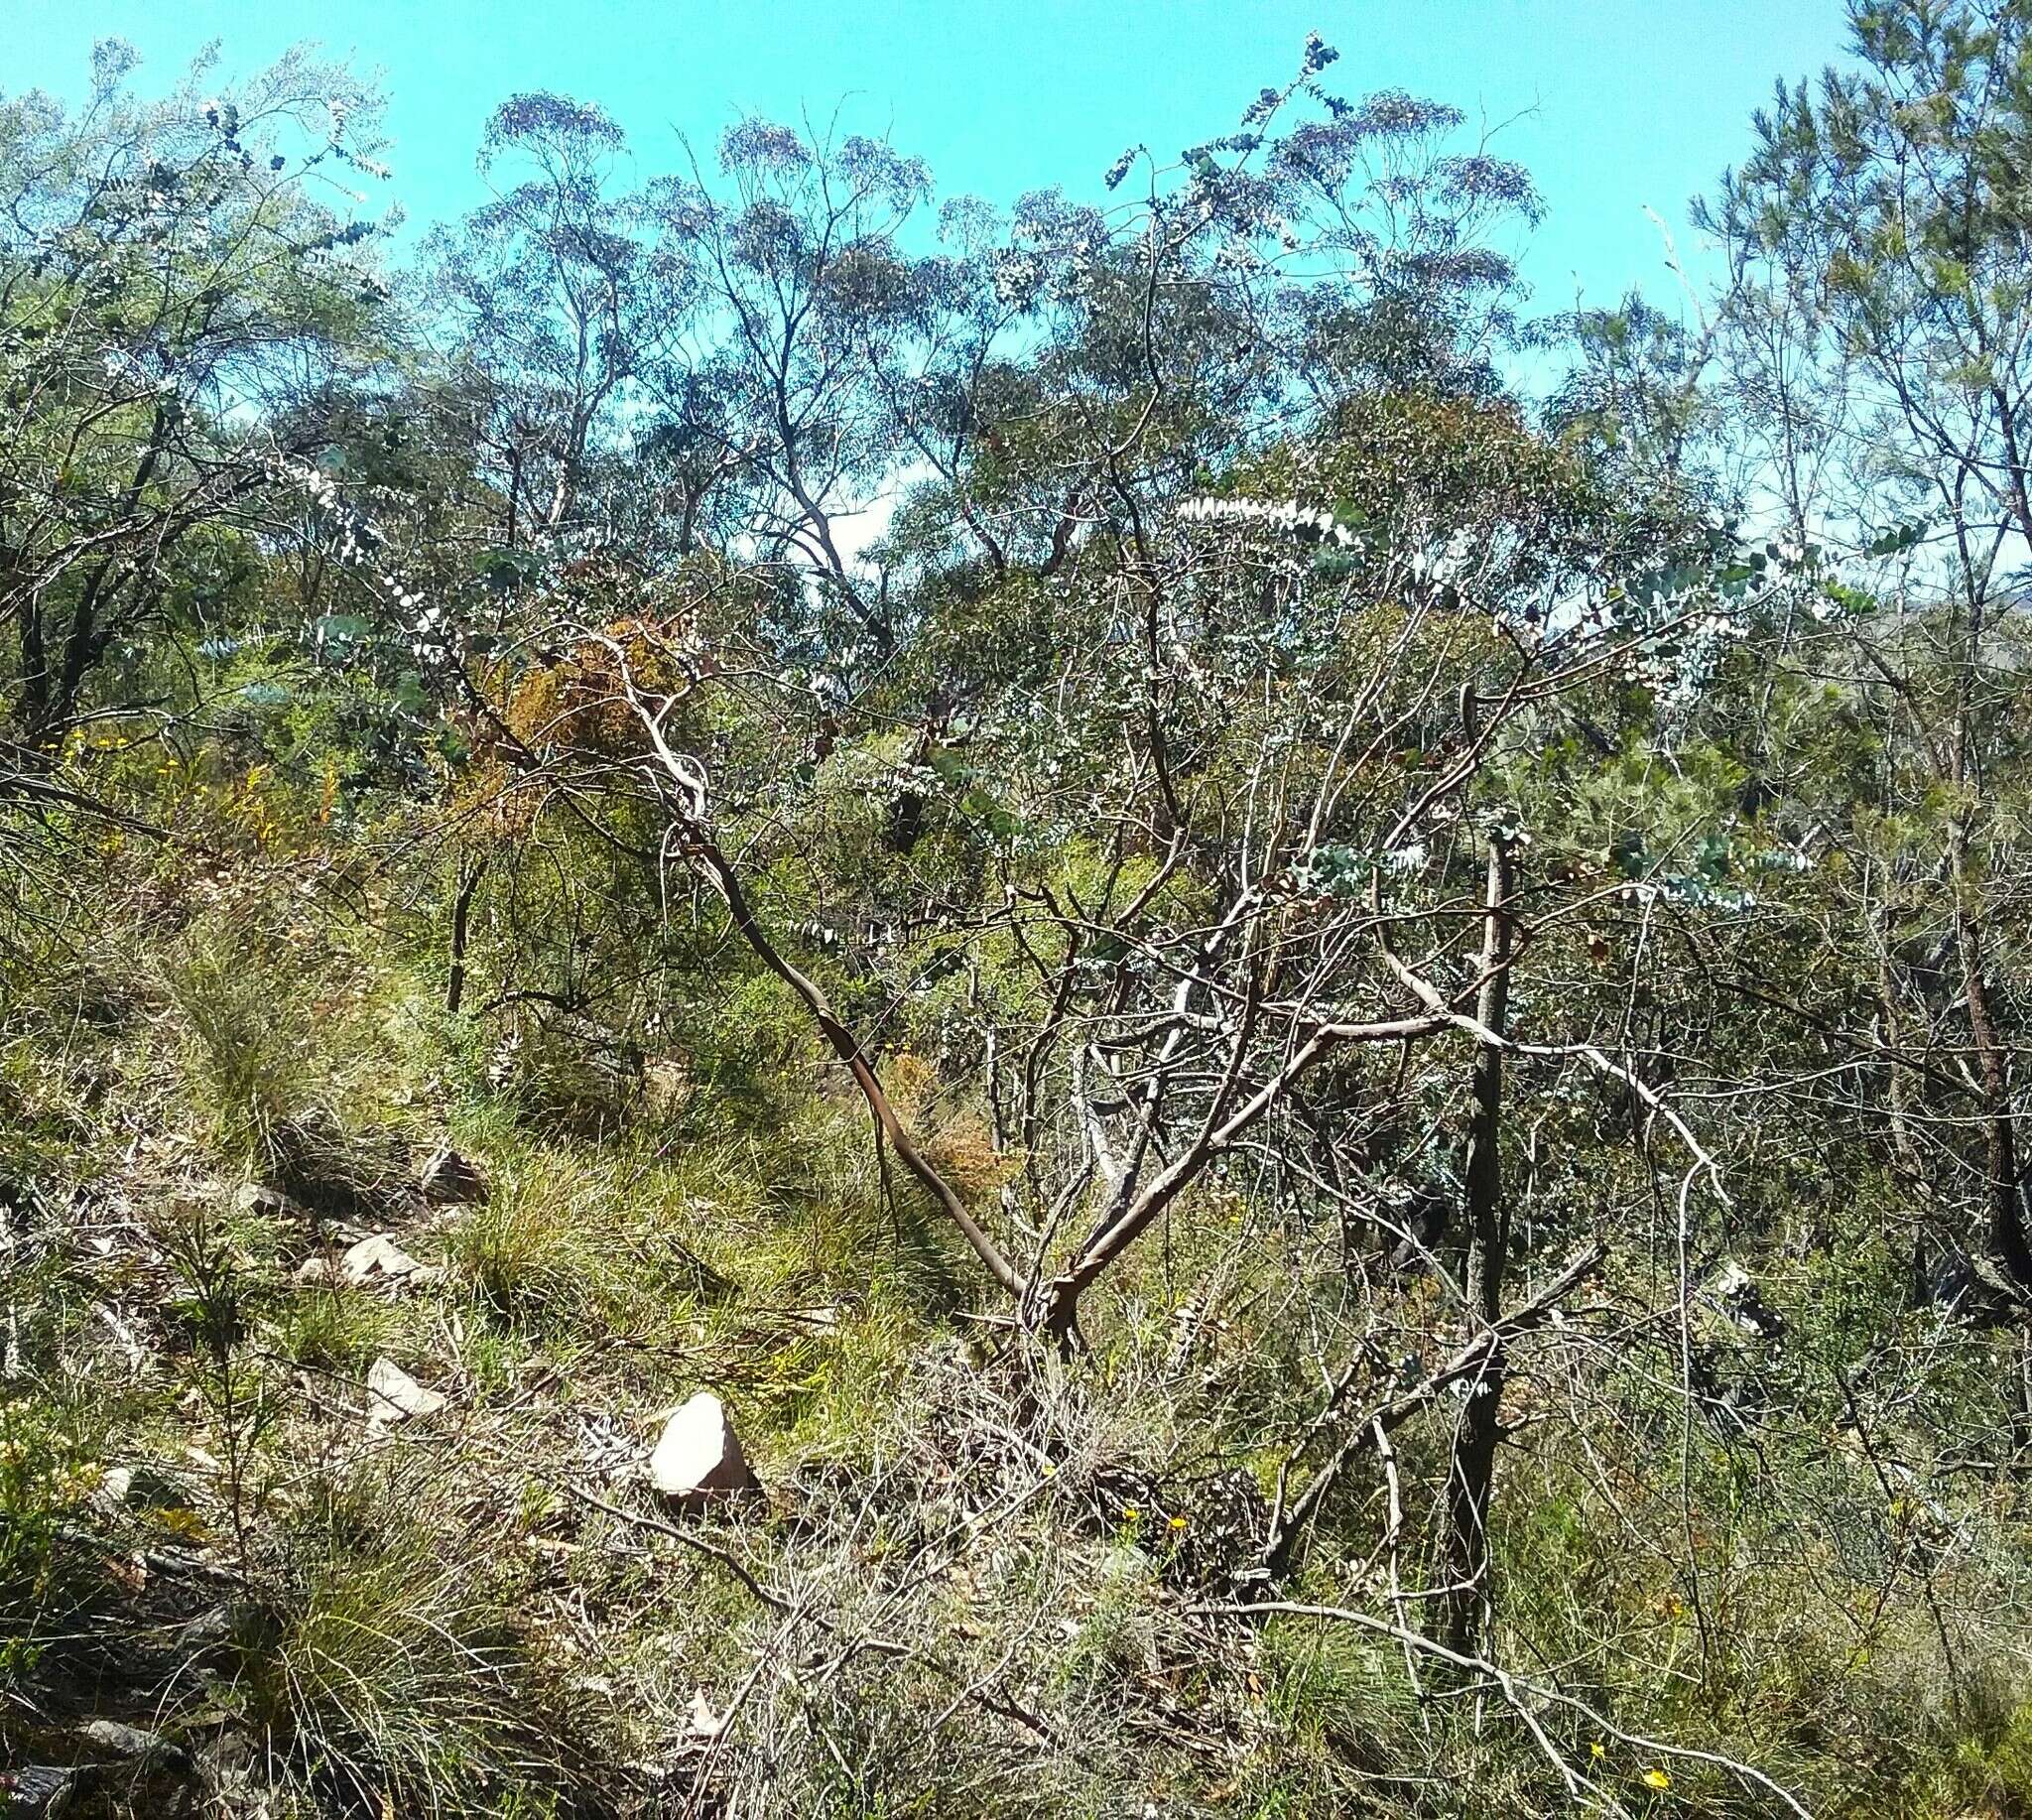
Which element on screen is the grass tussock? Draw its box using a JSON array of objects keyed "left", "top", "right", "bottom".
[{"left": 3, "top": 732, "right": 2030, "bottom": 1820}]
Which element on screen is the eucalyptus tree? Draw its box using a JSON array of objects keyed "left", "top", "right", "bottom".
[
  {"left": 445, "top": 57, "right": 1754, "bottom": 1688},
  {"left": 0, "top": 43, "right": 396, "bottom": 766},
  {"left": 423, "top": 92, "right": 690, "bottom": 562},
  {"left": 1701, "top": 0, "right": 2032, "bottom": 1319},
  {"left": 635, "top": 122, "right": 936, "bottom": 661}
]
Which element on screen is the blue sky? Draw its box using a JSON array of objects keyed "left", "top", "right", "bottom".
[{"left": 5, "top": 1, "right": 1852, "bottom": 310}]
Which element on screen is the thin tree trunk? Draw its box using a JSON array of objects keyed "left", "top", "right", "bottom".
[
  {"left": 444, "top": 855, "right": 486, "bottom": 1016},
  {"left": 1959, "top": 923, "right": 2032, "bottom": 1293},
  {"left": 1440, "top": 831, "right": 1515, "bottom": 1660}
]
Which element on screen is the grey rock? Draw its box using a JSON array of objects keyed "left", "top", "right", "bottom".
[
  {"left": 649, "top": 1392, "right": 758, "bottom": 1510},
  {"left": 92, "top": 1465, "right": 133, "bottom": 1509},
  {"left": 298, "top": 1235, "right": 439, "bottom": 1291},
  {"left": 1, "top": 1765, "right": 74, "bottom": 1815},
  {"left": 340, "top": 1233, "right": 431, "bottom": 1286},
  {"left": 233, "top": 1183, "right": 302, "bottom": 1221},
  {"left": 176, "top": 1602, "right": 234, "bottom": 1647},
  {"left": 75, "top": 1718, "right": 173, "bottom": 1761},
  {"left": 365, "top": 1358, "right": 446, "bottom": 1433},
  {"left": 192, "top": 1722, "right": 257, "bottom": 1797},
  {"left": 420, "top": 1146, "right": 489, "bottom": 1206}
]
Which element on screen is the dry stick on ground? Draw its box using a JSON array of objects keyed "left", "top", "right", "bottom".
[
  {"left": 548, "top": 1475, "right": 796, "bottom": 1617},
  {"left": 1192, "top": 1598, "right": 1817, "bottom": 1820},
  {"left": 547, "top": 1475, "right": 1063, "bottom": 1752}
]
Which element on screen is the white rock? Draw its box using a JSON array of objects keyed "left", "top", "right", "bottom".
[
  {"left": 236, "top": 1183, "right": 304, "bottom": 1220},
  {"left": 365, "top": 1358, "right": 445, "bottom": 1433},
  {"left": 86, "top": 1465, "right": 134, "bottom": 1515},
  {"left": 648, "top": 1392, "right": 757, "bottom": 1509},
  {"left": 341, "top": 1234, "right": 427, "bottom": 1286},
  {"left": 687, "top": 1689, "right": 727, "bottom": 1738}
]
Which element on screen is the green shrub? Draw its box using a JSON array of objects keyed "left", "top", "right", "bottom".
[{"left": 0, "top": 1393, "right": 111, "bottom": 1685}]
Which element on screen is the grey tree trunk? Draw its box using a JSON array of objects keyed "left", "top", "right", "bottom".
[{"left": 1439, "top": 832, "right": 1515, "bottom": 1660}]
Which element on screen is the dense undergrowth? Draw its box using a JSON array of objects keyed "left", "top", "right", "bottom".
[
  {"left": 9, "top": 6, "right": 2032, "bottom": 1814},
  {"left": 2, "top": 844, "right": 2030, "bottom": 1817}
]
